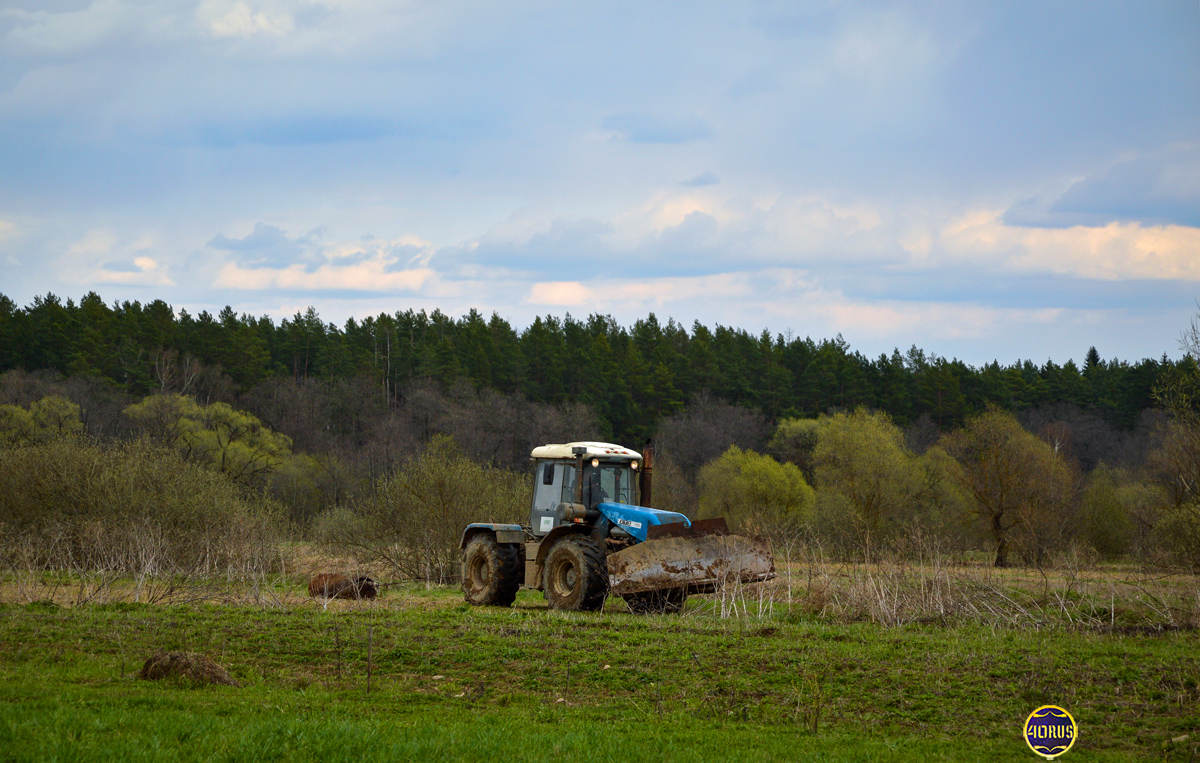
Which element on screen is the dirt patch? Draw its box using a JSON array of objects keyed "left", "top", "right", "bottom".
[{"left": 139, "top": 651, "right": 240, "bottom": 686}]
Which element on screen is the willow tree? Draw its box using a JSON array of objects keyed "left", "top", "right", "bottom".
[
  {"left": 697, "top": 445, "right": 815, "bottom": 537},
  {"left": 124, "top": 394, "right": 293, "bottom": 488},
  {"left": 811, "top": 409, "right": 926, "bottom": 548},
  {"left": 0, "top": 395, "right": 83, "bottom": 446},
  {"left": 941, "top": 407, "right": 1075, "bottom": 567}
]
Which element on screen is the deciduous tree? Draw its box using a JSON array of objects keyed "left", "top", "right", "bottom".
[
  {"left": 697, "top": 445, "right": 815, "bottom": 536},
  {"left": 124, "top": 394, "right": 293, "bottom": 487},
  {"left": 941, "top": 407, "right": 1075, "bottom": 567},
  {"left": 811, "top": 409, "right": 928, "bottom": 551}
]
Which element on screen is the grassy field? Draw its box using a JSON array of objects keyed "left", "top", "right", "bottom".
[{"left": 1, "top": 576, "right": 1198, "bottom": 762}]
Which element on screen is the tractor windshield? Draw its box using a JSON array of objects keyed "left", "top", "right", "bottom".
[{"left": 582, "top": 462, "right": 635, "bottom": 508}]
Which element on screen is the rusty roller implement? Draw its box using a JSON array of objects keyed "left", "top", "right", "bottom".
[{"left": 607, "top": 518, "right": 775, "bottom": 596}]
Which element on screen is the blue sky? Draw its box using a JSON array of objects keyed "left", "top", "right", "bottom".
[{"left": 1, "top": 0, "right": 1197, "bottom": 365}]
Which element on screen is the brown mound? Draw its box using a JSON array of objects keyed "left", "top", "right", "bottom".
[
  {"left": 139, "top": 651, "right": 240, "bottom": 687},
  {"left": 308, "top": 573, "right": 378, "bottom": 600}
]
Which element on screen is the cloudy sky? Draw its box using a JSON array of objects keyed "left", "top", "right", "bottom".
[{"left": 1, "top": 1, "right": 1197, "bottom": 365}]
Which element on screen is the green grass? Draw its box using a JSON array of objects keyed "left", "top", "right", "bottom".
[{"left": 0, "top": 586, "right": 1197, "bottom": 762}]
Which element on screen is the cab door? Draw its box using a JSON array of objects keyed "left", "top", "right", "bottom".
[{"left": 530, "top": 459, "right": 564, "bottom": 534}]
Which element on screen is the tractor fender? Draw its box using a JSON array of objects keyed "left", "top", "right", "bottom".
[
  {"left": 534, "top": 524, "right": 594, "bottom": 566},
  {"left": 459, "top": 523, "right": 525, "bottom": 550}
]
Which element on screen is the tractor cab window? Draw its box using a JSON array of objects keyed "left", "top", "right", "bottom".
[
  {"left": 532, "top": 459, "right": 564, "bottom": 518},
  {"left": 560, "top": 465, "right": 577, "bottom": 504},
  {"left": 582, "top": 462, "right": 634, "bottom": 508}
]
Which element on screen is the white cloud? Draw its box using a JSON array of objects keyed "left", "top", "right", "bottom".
[
  {"left": 213, "top": 233, "right": 435, "bottom": 292},
  {"left": 515, "top": 268, "right": 1078, "bottom": 348},
  {"left": 1005, "top": 143, "right": 1200, "bottom": 228},
  {"left": 808, "top": 298, "right": 1065, "bottom": 343},
  {"left": 609, "top": 192, "right": 732, "bottom": 244},
  {"left": 490, "top": 190, "right": 1200, "bottom": 283},
  {"left": 216, "top": 261, "right": 431, "bottom": 290},
  {"left": 0, "top": 220, "right": 17, "bottom": 267},
  {"left": 941, "top": 212, "right": 1200, "bottom": 281},
  {"left": 52, "top": 228, "right": 176, "bottom": 286},
  {"left": 67, "top": 229, "right": 118, "bottom": 257},
  {"left": 526, "top": 281, "right": 592, "bottom": 306},
  {"left": 196, "top": 1, "right": 295, "bottom": 39},
  {"left": 95, "top": 256, "right": 174, "bottom": 286}
]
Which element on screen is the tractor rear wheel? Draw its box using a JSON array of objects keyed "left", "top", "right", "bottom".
[
  {"left": 622, "top": 588, "right": 687, "bottom": 614},
  {"left": 543, "top": 535, "right": 608, "bottom": 611},
  {"left": 462, "top": 535, "right": 522, "bottom": 607}
]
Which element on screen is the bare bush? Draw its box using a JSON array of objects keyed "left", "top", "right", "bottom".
[
  {"left": 0, "top": 369, "right": 67, "bottom": 407},
  {"left": 0, "top": 437, "right": 283, "bottom": 583},
  {"left": 644, "top": 450, "right": 697, "bottom": 516},
  {"left": 315, "top": 435, "right": 530, "bottom": 583},
  {"left": 681, "top": 532, "right": 1198, "bottom": 630},
  {"left": 403, "top": 378, "right": 601, "bottom": 471},
  {"left": 656, "top": 392, "right": 769, "bottom": 477}
]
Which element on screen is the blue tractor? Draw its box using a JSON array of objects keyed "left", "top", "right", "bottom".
[{"left": 460, "top": 442, "right": 774, "bottom": 612}]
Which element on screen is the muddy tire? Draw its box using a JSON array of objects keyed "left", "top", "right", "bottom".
[
  {"left": 462, "top": 535, "right": 522, "bottom": 607},
  {"left": 622, "top": 588, "right": 687, "bottom": 614},
  {"left": 543, "top": 535, "right": 609, "bottom": 611}
]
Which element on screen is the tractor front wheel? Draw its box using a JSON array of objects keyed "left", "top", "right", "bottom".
[
  {"left": 543, "top": 536, "right": 608, "bottom": 611},
  {"left": 462, "top": 535, "right": 521, "bottom": 607}
]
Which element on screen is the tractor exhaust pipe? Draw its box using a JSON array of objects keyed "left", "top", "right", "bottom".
[{"left": 639, "top": 443, "right": 653, "bottom": 507}]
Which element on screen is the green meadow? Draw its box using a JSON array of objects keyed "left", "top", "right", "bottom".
[{"left": 1, "top": 584, "right": 1196, "bottom": 762}]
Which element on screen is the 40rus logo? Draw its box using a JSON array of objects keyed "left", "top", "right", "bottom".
[{"left": 1024, "top": 705, "right": 1078, "bottom": 759}]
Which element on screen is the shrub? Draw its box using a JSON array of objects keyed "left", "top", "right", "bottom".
[
  {"left": 315, "top": 435, "right": 529, "bottom": 583},
  {"left": 697, "top": 446, "right": 815, "bottom": 538},
  {"left": 766, "top": 417, "right": 820, "bottom": 482},
  {"left": 1078, "top": 465, "right": 1140, "bottom": 559},
  {"left": 0, "top": 436, "right": 282, "bottom": 579},
  {"left": 811, "top": 409, "right": 928, "bottom": 552},
  {"left": 123, "top": 394, "right": 293, "bottom": 487},
  {"left": 1153, "top": 500, "right": 1200, "bottom": 571}
]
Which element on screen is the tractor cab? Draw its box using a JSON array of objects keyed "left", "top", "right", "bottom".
[{"left": 528, "top": 442, "right": 642, "bottom": 536}]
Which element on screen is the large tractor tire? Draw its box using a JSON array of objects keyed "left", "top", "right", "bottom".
[
  {"left": 462, "top": 535, "right": 522, "bottom": 607},
  {"left": 622, "top": 588, "right": 687, "bottom": 614},
  {"left": 543, "top": 535, "right": 609, "bottom": 611}
]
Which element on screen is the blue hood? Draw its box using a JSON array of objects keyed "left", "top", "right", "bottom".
[{"left": 596, "top": 502, "right": 690, "bottom": 543}]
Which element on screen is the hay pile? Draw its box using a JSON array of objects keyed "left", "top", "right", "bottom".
[{"left": 139, "top": 652, "right": 239, "bottom": 687}]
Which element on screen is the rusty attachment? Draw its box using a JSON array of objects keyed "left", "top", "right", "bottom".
[
  {"left": 607, "top": 532, "right": 775, "bottom": 596},
  {"left": 646, "top": 517, "right": 729, "bottom": 540}
]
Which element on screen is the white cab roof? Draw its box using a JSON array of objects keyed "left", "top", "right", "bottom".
[{"left": 530, "top": 442, "right": 642, "bottom": 461}]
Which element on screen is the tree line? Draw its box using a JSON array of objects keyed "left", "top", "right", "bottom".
[
  {"left": 3, "top": 290, "right": 1198, "bottom": 573},
  {"left": 3, "top": 381, "right": 1197, "bottom": 572},
  {"left": 0, "top": 291, "right": 1186, "bottom": 446}
]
